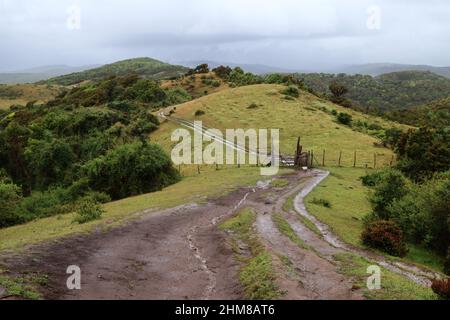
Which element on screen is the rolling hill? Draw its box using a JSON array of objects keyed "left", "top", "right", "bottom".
[
  {"left": 45, "top": 58, "right": 189, "bottom": 86},
  {"left": 297, "top": 71, "right": 450, "bottom": 111},
  {"left": 152, "top": 84, "right": 406, "bottom": 169}
]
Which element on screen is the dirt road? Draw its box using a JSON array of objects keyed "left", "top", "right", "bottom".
[{"left": 0, "top": 170, "right": 437, "bottom": 300}]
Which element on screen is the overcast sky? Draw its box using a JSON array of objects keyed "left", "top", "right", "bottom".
[{"left": 1, "top": 0, "right": 450, "bottom": 71}]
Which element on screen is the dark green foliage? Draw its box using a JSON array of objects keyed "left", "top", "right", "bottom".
[
  {"left": 431, "top": 278, "right": 450, "bottom": 299},
  {"left": 368, "top": 169, "right": 409, "bottom": 220},
  {"left": 360, "top": 171, "right": 384, "bottom": 187},
  {"left": 0, "top": 75, "right": 182, "bottom": 228},
  {"left": 0, "top": 181, "right": 23, "bottom": 227},
  {"left": 386, "top": 95, "right": 450, "bottom": 127},
  {"left": 280, "top": 86, "right": 299, "bottom": 98},
  {"left": 73, "top": 198, "right": 105, "bottom": 224},
  {"left": 83, "top": 142, "right": 180, "bottom": 200},
  {"left": 364, "top": 168, "right": 450, "bottom": 259},
  {"left": 329, "top": 82, "right": 348, "bottom": 97},
  {"left": 395, "top": 127, "right": 450, "bottom": 181},
  {"left": 386, "top": 171, "right": 449, "bottom": 254},
  {"left": 336, "top": 112, "right": 352, "bottom": 125},
  {"left": 298, "top": 71, "right": 450, "bottom": 112},
  {"left": 212, "top": 65, "right": 232, "bottom": 78},
  {"left": 382, "top": 127, "right": 403, "bottom": 147},
  {"left": 227, "top": 67, "right": 263, "bottom": 87},
  {"left": 362, "top": 220, "right": 408, "bottom": 257},
  {"left": 311, "top": 197, "right": 331, "bottom": 208},
  {"left": 195, "top": 110, "right": 205, "bottom": 116}
]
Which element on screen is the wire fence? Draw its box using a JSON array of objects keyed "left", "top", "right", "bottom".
[{"left": 310, "top": 149, "right": 396, "bottom": 169}]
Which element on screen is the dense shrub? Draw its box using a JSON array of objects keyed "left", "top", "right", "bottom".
[
  {"left": 0, "top": 182, "right": 23, "bottom": 227},
  {"left": 73, "top": 198, "right": 104, "bottom": 224},
  {"left": 395, "top": 127, "right": 450, "bottom": 181},
  {"left": 336, "top": 112, "right": 352, "bottom": 125},
  {"left": 361, "top": 220, "right": 408, "bottom": 257},
  {"left": 386, "top": 171, "right": 450, "bottom": 253},
  {"left": 281, "top": 86, "right": 299, "bottom": 98},
  {"left": 195, "top": 110, "right": 205, "bottom": 116},
  {"left": 360, "top": 171, "right": 384, "bottom": 187},
  {"left": 311, "top": 197, "right": 331, "bottom": 208},
  {"left": 369, "top": 169, "right": 409, "bottom": 220},
  {"left": 83, "top": 142, "right": 180, "bottom": 200},
  {"left": 431, "top": 278, "right": 450, "bottom": 300}
]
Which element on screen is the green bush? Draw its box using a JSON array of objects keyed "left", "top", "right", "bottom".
[
  {"left": 73, "top": 198, "right": 104, "bottom": 224},
  {"left": 280, "top": 86, "right": 299, "bottom": 98},
  {"left": 311, "top": 197, "right": 331, "bottom": 208},
  {"left": 0, "top": 182, "right": 23, "bottom": 228},
  {"left": 386, "top": 171, "right": 449, "bottom": 253},
  {"left": 194, "top": 110, "right": 205, "bottom": 116},
  {"left": 83, "top": 142, "right": 180, "bottom": 200},
  {"left": 369, "top": 169, "right": 409, "bottom": 220},
  {"left": 362, "top": 220, "right": 408, "bottom": 257},
  {"left": 336, "top": 112, "right": 352, "bottom": 126},
  {"left": 360, "top": 171, "right": 384, "bottom": 187}
]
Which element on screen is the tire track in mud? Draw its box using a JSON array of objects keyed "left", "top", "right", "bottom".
[
  {"left": 292, "top": 170, "right": 442, "bottom": 287},
  {"left": 185, "top": 187, "right": 258, "bottom": 299}
]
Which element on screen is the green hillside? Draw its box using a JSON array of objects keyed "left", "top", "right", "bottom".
[
  {"left": 152, "top": 84, "right": 406, "bottom": 168},
  {"left": 385, "top": 95, "right": 450, "bottom": 127},
  {"left": 297, "top": 71, "right": 450, "bottom": 111},
  {"left": 45, "top": 58, "right": 189, "bottom": 86}
]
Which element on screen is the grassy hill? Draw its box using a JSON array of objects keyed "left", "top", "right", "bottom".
[
  {"left": 298, "top": 71, "right": 450, "bottom": 111},
  {"left": 152, "top": 84, "right": 406, "bottom": 168},
  {"left": 0, "top": 83, "right": 61, "bottom": 110},
  {"left": 45, "top": 58, "right": 189, "bottom": 86}
]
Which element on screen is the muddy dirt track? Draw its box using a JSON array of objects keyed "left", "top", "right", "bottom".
[{"left": 0, "top": 170, "right": 437, "bottom": 300}]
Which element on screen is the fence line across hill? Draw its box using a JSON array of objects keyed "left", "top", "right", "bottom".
[{"left": 309, "top": 149, "right": 396, "bottom": 169}]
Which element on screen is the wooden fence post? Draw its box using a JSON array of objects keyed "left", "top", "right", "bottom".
[
  {"left": 310, "top": 150, "right": 314, "bottom": 167},
  {"left": 197, "top": 164, "right": 201, "bottom": 174},
  {"left": 322, "top": 150, "right": 325, "bottom": 167},
  {"left": 373, "top": 153, "right": 377, "bottom": 169},
  {"left": 353, "top": 151, "right": 357, "bottom": 168},
  {"left": 338, "top": 151, "right": 342, "bottom": 167}
]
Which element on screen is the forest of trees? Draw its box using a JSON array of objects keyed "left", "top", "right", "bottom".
[{"left": 0, "top": 75, "right": 187, "bottom": 228}]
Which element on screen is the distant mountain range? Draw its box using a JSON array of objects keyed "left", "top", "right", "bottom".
[
  {"left": 2, "top": 58, "right": 450, "bottom": 85},
  {"left": 0, "top": 65, "right": 99, "bottom": 84},
  {"left": 332, "top": 63, "right": 450, "bottom": 78}
]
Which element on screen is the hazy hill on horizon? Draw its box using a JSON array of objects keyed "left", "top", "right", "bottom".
[
  {"left": 0, "top": 64, "right": 99, "bottom": 84},
  {"left": 334, "top": 63, "right": 450, "bottom": 78},
  {"left": 44, "top": 57, "right": 189, "bottom": 86}
]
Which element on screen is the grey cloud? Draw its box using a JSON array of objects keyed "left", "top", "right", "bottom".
[{"left": 0, "top": 0, "right": 450, "bottom": 71}]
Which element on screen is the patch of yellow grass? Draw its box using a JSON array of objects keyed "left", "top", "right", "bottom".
[{"left": 0, "top": 84, "right": 60, "bottom": 109}]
